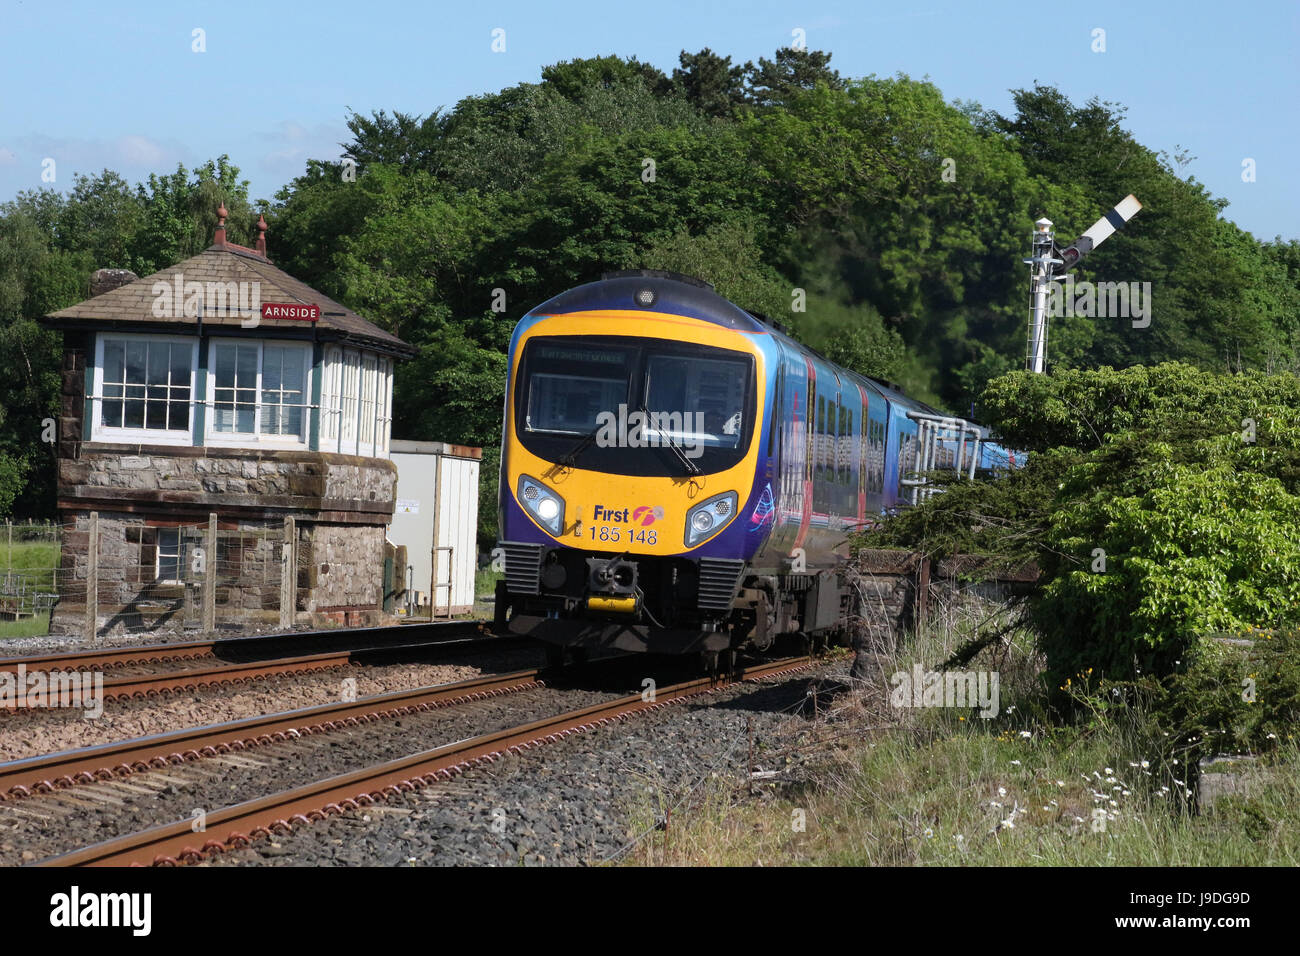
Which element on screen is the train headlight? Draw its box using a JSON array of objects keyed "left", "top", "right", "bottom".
[
  {"left": 684, "top": 491, "right": 738, "bottom": 547},
  {"left": 518, "top": 475, "right": 565, "bottom": 535}
]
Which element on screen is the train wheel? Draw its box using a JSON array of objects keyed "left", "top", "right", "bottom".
[
  {"left": 545, "top": 645, "right": 566, "bottom": 669},
  {"left": 700, "top": 650, "right": 720, "bottom": 680},
  {"left": 724, "top": 648, "right": 739, "bottom": 680}
]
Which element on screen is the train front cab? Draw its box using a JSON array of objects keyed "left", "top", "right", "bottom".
[{"left": 494, "top": 296, "right": 775, "bottom": 663}]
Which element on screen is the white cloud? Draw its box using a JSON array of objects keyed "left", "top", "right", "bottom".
[
  {"left": 8, "top": 133, "right": 184, "bottom": 182},
  {"left": 257, "top": 119, "right": 348, "bottom": 175},
  {"left": 116, "top": 134, "right": 165, "bottom": 167}
]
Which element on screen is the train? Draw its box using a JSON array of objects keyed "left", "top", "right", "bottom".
[{"left": 492, "top": 270, "right": 1021, "bottom": 671}]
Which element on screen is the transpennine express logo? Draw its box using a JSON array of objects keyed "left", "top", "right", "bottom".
[{"left": 749, "top": 483, "right": 774, "bottom": 531}]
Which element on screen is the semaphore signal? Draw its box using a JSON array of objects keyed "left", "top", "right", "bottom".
[{"left": 1025, "top": 194, "right": 1143, "bottom": 374}]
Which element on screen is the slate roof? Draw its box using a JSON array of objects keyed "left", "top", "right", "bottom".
[{"left": 44, "top": 243, "right": 414, "bottom": 358}]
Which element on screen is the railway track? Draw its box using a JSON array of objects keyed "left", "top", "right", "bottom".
[
  {"left": 0, "top": 620, "right": 517, "bottom": 709},
  {"left": 37, "top": 655, "right": 817, "bottom": 867},
  {"left": 0, "top": 668, "right": 546, "bottom": 798}
]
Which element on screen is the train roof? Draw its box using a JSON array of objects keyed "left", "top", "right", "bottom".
[
  {"left": 530, "top": 272, "right": 769, "bottom": 333},
  {"left": 529, "top": 272, "right": 1014, "bottom": 444}
]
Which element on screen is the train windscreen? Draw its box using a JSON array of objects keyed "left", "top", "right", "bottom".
[{"left": 515, "top": 335, "right": 756, "bottom": 477}]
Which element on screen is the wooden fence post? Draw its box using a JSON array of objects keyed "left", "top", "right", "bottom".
[
  {"left": 280, "top": 516, "right": 296, "bottom": 629},
  {"left": 86, "top": 512, "right": 98, "bottom": 643}
]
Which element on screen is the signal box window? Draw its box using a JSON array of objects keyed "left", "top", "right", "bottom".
[
  {"left": 93, "top": 336, "right": 196, "bottom": 444},
  {"left": 156, "top": 528, "right": 182, "bottom": 584}
]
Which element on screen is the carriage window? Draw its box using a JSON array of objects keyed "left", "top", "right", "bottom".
[
  {"left": 816, "top": 397, "right": 826, "bottom": 482},
  {"left": 845, "top": 408, "right": 854, "bottom": 486}
]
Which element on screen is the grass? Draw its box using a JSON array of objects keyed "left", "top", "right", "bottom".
[
  {"left": 620, "top": 612, "right": 1300, "bottom": 866},
  {"left": 0, "top": 611, "right": 51, "bottom": 640},
  {"left": 475, "top": 567, "right": 502, "bottom": 600},
  {"left": 0, "top": 536, "right": 60, "bottom": 639},
  {"left": 1, "top": 539, "right": 59, "bottom": 580}
]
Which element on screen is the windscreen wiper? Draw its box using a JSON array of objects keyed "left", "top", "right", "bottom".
[
  {"left": 559, "top": 429, "right": 600, "bottom": 468},
  {"left": 641, "top": 404, "right": 701, "bottom": 476}
]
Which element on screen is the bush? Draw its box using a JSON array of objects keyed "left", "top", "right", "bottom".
[{"left": 862, "top": 362, "right": 1300, "bottom": 692}]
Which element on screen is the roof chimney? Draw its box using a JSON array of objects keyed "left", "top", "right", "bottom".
[
  {"left": 214, "top": 203, "right": 228, "bottom": 247},
  {"left": 255, "top": 213, "right": 268, "bottom": 259},
  {"left": 90, "top": 268, "right": 139, "bottom": 297}
]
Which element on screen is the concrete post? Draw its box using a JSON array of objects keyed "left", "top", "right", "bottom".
[{"left": 393, "top": 544, "right": 407, "bottom": 614}]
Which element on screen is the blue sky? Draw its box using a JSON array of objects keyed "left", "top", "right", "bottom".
[{"left": 1, "top": 0, "right": 1296, "bottom": 241}]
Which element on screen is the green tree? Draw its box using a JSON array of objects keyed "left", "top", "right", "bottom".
[
  {"left": 0, "top": 209, "right": 71, "bottom": 515},
  {"left": 333, "top": 166, "right": 490, "bottom": 344},
  {"left": 628, "top": 219, "right": 790, "bottom": 319},
  {"left": 342, "top": 108, "right": 444, "bottom": 172},
  {"left": 130, "top": 155, "right": 254, "bottom": 274},
  {"left": 871, "top": 363, "right": 1300, "bottom": 692},
  {"left": 541, "top": 54, "right": 672, "bottom": 99},
  {"left": 745, "top": 48, "right": 846, "bottom": 107},
  {"left": 672, "top": 48, "right": 749, "bottom": 118}
]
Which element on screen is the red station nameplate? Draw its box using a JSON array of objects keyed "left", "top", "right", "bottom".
[{"left": 261, "top": 303, "right": 320, "bottom": 321}]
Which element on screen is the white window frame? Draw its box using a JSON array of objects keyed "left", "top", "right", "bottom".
[
  {"left": 320, "top": 347, "right": 392, "bottom": 458},
  {"left": 379, "top": 358, "right": 394, "bottom": 456},
  {"left": 358, "top": 352, "right": 378, "bottom": 452},
  {"left": 155, "top": 527, "right": 182, "bottom": 584},
  {"left": 91, "top": 333, "right": 199, "bottom": 446},
  {"left": 321, "top": 345, "right": 343, "bottom": 447},
  {"left": 338, "top": 349, "right": 361, "bottom": 454},
  {"left": 204, "top": 338, "right": 313, "bottom": 450}
]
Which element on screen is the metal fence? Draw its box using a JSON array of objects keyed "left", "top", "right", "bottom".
[
  {"left": 0, "top": 514, "right": 300, "bottom": 642},
  {"left": 0, "top": 521, "right": 61, "bottom": 629}
]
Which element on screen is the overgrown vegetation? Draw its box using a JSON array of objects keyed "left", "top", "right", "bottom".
[
  {"left": 866, "top": 362, "right": 1300, "bottom": 693},
  {"left": 621, "top": 620, "right": 1300, "bottom": 866}
]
